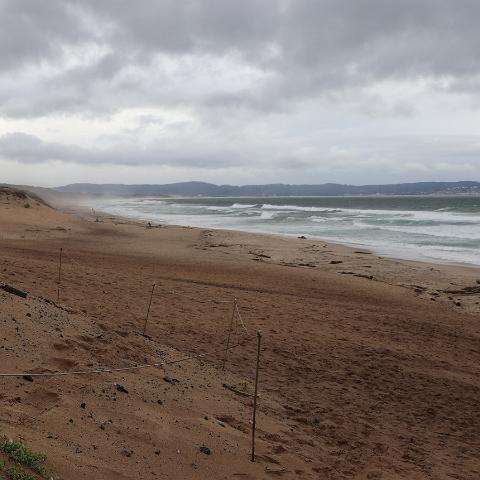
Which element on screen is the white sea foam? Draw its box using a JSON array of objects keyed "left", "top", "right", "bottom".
[
  {"left": 261, "top": 203, "right": 342, "bottom": 213},
  {"left": 231, "top": 203, "right": 257, "bottom": 208},
  {"left": 260, "top": 211, "right": 277, "bottom": 219}
]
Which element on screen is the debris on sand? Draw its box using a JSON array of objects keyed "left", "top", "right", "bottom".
[{"left": 1, "top": 283, "right": 28, "bottom": 298}]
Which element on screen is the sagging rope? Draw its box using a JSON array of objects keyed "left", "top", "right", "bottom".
[
  {"left": 0, "top": 338, "right": 252, "bottom": 379},
  {"left": 235, "top": 301, "right": 249, "bottom": 334}
]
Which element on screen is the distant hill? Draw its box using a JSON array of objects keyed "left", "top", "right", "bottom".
[{"left": 56, "top": 181, "right": 480, "bottom": 197}]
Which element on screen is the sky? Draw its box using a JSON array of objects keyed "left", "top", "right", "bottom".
[{"left": 1, "top": 0, "right": 480, "bottom": 187}]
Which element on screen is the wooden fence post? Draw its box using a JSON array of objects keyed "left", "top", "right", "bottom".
[
  {"left": 143, "top": 283, "right": 156, "bottom": 335},
  {"left": 251, "top": 330, "right": 262, "bottom": 462},
  {"left": 57, "top": 247, "right": 63, "bottom": 301}
]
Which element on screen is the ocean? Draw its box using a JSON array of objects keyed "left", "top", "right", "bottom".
[{"left": 91, "top": 196, "right": 480, "bottom": 266}]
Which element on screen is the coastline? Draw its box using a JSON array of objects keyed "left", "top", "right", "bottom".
[
  {"left": 5, "top": 193, "right": 480, "bottom": 318},
  {"left": 88, "top": 195, "right": 480, "bottom": 269}
]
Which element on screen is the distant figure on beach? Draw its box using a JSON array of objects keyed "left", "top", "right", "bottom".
[{"left": 147, "top": 221, "right": 152, "bottom": 228}]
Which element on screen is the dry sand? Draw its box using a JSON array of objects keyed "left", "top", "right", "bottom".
[{"left": 1, "top": 187, "right": 480, "bottom": 479}]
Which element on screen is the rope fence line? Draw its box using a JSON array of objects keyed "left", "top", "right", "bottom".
[
  {"left": 4, "top": 245, "right": 264, "bottom": 462},
  {"left": 3, "top": 248, "right": 255, "bottom": 377},
  {"left": 154, "top": 287, "right": 232, "bottom": 304},
  {"left": 54, "top": 251, "right": 234, "bottom": 305},
  {"left": 235, "top": 301, "right": 249, "bottom": 335},
  {"left": 0, "top": 337, "right": 253, "bottom": 379}
]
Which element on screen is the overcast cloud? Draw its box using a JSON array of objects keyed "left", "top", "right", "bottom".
[{"left": 0, "top": 0, "right": 479, "bottom": 186}]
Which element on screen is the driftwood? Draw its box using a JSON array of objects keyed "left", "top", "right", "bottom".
[
  {"left": 339, "top": 271, "right": 374, "bottom": 280},
  {"left": 1, "top": 283, "right": 28, "bottom": 298}
]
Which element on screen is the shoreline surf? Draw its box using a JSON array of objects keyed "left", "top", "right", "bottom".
[{"left": 86, "top": 195, "right": 480, "bottom": 268}]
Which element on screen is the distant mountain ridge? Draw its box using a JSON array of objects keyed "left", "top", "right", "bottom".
[{"left": 55, "top": 181, "right": 480, "bottom": 197}]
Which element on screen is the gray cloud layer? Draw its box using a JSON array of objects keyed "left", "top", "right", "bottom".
[
  {"left": 0, "top": 0, "right": 479, "bottom": 183},
  {"left": 2, "top": 0, "right": 480, "bottom": 116},
  {"left": 0, "top": 132, "right": 240, "bottom": 168}
]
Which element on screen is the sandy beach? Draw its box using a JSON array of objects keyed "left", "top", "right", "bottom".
[{"left": 1, "top": 187, "right": 480, "bottom": 479}]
